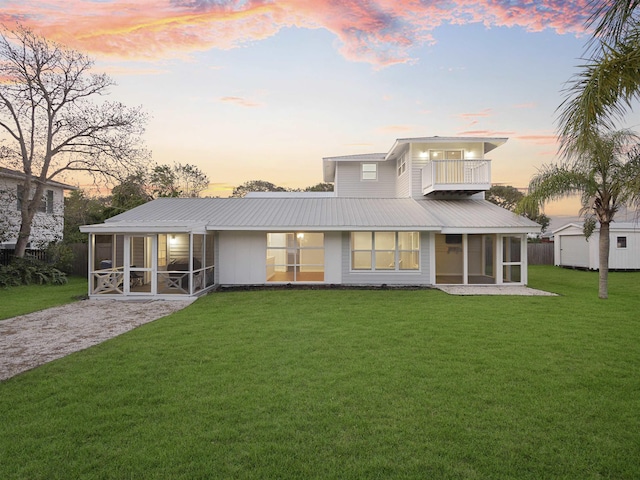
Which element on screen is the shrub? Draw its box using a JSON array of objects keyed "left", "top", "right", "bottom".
[
  {"left": 45, "top": 241, "right": 75, "bottom": 274},
  {"left": 0, "top": 256, "right": 67, "bottom": 288}
]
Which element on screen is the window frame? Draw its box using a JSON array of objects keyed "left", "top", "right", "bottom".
[
  {"left": 361, "top": 163, "right": 378, "bottom": 181},
  {"left": 351, "top": 231, "right": 420, "bottom": 272},
  {"left": 617, "top": 236, "right": 627, "bottom": 249},
  {"left": 266, "top": 232, "right": 325, "bottom": 282},
  {"left": 397, "top": 155, "right": 407, "bottom": 177}
]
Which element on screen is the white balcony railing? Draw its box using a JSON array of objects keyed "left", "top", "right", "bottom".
[{"left": 422, "top": 159, "right": 491, "bottom": 195}]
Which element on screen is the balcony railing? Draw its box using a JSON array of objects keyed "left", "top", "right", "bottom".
[{"left": 422, "top": 159, "right": 491, "bottom": 195}]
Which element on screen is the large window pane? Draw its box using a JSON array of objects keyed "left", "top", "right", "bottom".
[
  {"left": 375, "top": 251, "right": 395, "bottom": 269},
  {"left": 375, "top": 232, "right": 396, "bottom": 250},
  {"left": 267, "top": 232, "right": 324, "bottom": 282},
  {"left": 352, "top": 251, "right": 372, "bottom": 270},
  {"left": 352, "top": 232, "right": 372, "bottom": 250},
  {"left": 399, "top": 251, "right": 419, "bottom": 270}
]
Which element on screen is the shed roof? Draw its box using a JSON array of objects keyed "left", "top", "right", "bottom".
[{"left": 81, "top": 197, "right": 540, "bottom": 234}]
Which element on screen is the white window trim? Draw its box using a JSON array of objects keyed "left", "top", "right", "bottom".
[
  {"left": 616, "top": 236, "right": 628, "bottom": 249},
  {"left": 361, "top": 163, "right": 378, "bottom": 181},
  {"left": 350, "top": 231, "right": 420, "bottom": 272}
]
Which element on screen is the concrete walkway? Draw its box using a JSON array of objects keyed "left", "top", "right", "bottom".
[{"left": 437, "top": 285, "right": 557, "bottom": 296}]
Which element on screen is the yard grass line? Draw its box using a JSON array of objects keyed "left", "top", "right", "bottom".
[
  {"left": 1, "top": 266, "right": 639, "bottom": 479},
  {"left": 0, "top": 276, "right": 87, "bottom": 320}
]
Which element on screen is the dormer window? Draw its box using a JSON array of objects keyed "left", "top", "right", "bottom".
[{"left": 361, "top": 163, "right": 377, "bottom": 181}]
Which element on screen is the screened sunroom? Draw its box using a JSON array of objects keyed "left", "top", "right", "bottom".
[{"left": 81, "top": 227, "right": 215, "bottom": 298}]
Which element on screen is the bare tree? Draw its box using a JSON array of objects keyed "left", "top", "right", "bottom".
[
  {"left": 150, "top": 163, "right": 209, "bottom": 198},
  {"left": 0, "top": 26, "right": 149, "bottom": 257}
]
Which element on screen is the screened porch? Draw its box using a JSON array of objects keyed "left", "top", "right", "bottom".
[{"left": 88, "top": 232, "right": 215, "bottom": 297}]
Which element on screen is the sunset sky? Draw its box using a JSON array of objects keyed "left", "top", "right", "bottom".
[{"left": 2, "top": 0, "right": 639, "bottom": 215}]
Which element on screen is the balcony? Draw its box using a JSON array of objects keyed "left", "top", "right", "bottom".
[{"left": 422, "top": 159, "right": 491, "bottom": 195}]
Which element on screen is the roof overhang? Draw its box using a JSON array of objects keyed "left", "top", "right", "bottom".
[
  {"left": 80, "top": 222, "right": 208, "bottom": 234},
  {"left": 385, "top": 136, "right": 508, "bottom": 160}
]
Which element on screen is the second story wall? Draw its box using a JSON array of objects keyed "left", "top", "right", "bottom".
[
  {"left": 335, "top": 160, "right": 397, "bottom": 198},
  {"left": 0, "top": 176, "right": 65, "bottom": 247}
]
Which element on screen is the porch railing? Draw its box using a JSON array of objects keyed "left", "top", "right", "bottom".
[{"left": 422, "top": 159, "right": 491, "bottom": 194}]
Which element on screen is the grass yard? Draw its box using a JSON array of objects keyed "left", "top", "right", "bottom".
[
  {"left": 1, "top": 266, "right": 639, "bottom": 479},
  {"left": 0, "top": 276, "right": 87, "bottom": 320}
]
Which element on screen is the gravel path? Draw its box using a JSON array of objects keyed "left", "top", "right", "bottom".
[{"left": 0, "top": 299, "right": 194, "bottom": 382}]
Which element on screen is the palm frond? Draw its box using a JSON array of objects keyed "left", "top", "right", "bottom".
[
  {"left": 588, "top": 0, "right": 640, "bottom": 46},
  {"left": 558, "top": 35, "right": 640, "bottom": 156}
]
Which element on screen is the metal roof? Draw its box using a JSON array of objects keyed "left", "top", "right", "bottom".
[
  {"left": 416, "top": 199, "right": 541, "bottom": 233},
  {"left": 82, "top": 197, "right": 444, "bottom": 232}
]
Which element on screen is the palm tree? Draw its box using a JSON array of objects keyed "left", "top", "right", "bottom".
[
  {"left": 521, "top": 130, "right": 640, "bottom": 299},
  {"left": 558, "top": 1, "right": 640, "bottom": 155}
]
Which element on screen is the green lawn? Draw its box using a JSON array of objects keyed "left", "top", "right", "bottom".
[
  {"left": 1, "top": 266, "right": 639, "bottom": 479},
  {"left": 0, "top": 276, "right": 87, "bottom": 320}
]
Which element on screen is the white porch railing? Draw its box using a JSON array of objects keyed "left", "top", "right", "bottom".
[{"left": 422, "top": 159, "right": 491, "bottom": 195}]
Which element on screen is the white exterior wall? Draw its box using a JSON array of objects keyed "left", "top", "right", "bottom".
[
  {"left": 218, "top": 231, "right": 267, "bottom": 284},
  {"left": 334, "top": 161, "right": 397, "bottom": 198},
  {"left": 0, "top": 176, "right": 65, "bottom": 248},
  {"left": 555, "top": 225, "right": 640, "bottom": 270}
]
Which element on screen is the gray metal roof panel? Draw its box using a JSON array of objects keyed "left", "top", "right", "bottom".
[
  {"left": 416, "top": 199, "right": 541, "bottom": 230},
  {"left": 104, "top": 197, "right": 442, "bottom": 231}
]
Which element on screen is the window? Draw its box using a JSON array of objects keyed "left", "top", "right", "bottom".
[
  {"left": 361, "top": 163, "right": 377, "bottom": 180},
  {"left": 16, "top": 186, "right": 53, "bottom": 214},
  {"left": 351, "top": 232, "right": 420, "bottom": 271},
  {"left": 430, "top": 150, "right": 463, "bottom": 160},
  {"left": 397, "top": 155, "right": 406, "bottom": 176},
  {"left": 267, "top": 232, "right": 324, "bottom": 282},
  {"left": 617, "top": 236, "right": 627, "bottom": 248}
]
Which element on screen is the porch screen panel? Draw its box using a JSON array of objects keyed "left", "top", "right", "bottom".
[{"left": 502, "top": 236, "right": 522, "bottom": 283}]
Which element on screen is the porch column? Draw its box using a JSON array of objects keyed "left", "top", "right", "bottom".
[{"left": 462, "top": 234, "right": 468, "bottom": 285}]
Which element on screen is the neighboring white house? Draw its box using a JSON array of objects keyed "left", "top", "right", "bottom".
[
  {"left": 553, "top": 222, "right": 640, "bottom": 270},
  {"left": 0, "top": 167, "right": 77, "bottom": 249},
  {"left": 80, "top": 136, "right": 541, "bottom": 298}
]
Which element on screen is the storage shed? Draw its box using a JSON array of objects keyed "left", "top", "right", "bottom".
[{"left": 553, "top": 222, "right": 640, "bottom": 270}]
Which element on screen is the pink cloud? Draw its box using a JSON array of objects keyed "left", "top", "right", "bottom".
[
  {"left": 0, "top": 0, "right": 593, "bottom": 67},
  {"left": 514, "top": 134, "right": 559, "bottom": 145},
  {"left": 219, "top": 96, "right": 263, "bottom": 107},
  {"left": 458, "top": 109, "right": 492, "bottom": 119}
]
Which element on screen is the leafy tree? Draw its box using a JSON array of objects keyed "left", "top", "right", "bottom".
[
  {"left": 231, "top": 180, "right": 288, "bottom": 198},
  {"left": 63, "top": 189, "right": 109, "bottom": 243},
  {"left": 558, "top": 0, "right": 640, "bottom": 155},
  {"left": 520, "top": 130, "right": 640, "bottom": 299},
  {"left": 304, "top": 182, "right": 334, "bottom": 192},
  {"left": 150, "top": 163, "right": 209, "bottom": 198},
  {"left": 101, "top": 172, "right": 152, "bottom": 219},
  {"left": 0, "top": 26, "right": 149, "bottom": 257},
  {"left": 487, "top": 185, "right": 550, "bottom": 233}
]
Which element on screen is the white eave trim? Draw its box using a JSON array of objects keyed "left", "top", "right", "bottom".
[
  {"left": 440, "top": 227, "right": 541, "bottom": 234},
  {"left": 80, "top": 223, "right": 207, "bottom": 234}
]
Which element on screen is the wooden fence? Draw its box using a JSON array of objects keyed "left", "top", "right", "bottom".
[
  {"left": 528, "top": 242, "right": 554, "bottom": 265},
  {"left": 1, "top": 243, "right": 88, "bottom": 276}
]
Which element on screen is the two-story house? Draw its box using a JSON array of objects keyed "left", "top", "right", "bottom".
[
  {"left": 80, "top": 136, "right": 540, "bottom": 298},
  {"left": 0, "top": 167, "right": 77, "bottom": 250}
]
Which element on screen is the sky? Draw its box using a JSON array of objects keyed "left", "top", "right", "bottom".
[{"left": 2, "top": 0, "right": 639, "bottom": 215}]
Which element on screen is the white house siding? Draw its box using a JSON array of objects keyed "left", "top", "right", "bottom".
[
  {"left": 340, "top": 231, "right": 432, "bottom": 285},
  {"left": 334, "top": 161, "right": 397, "bottom": 198},
  {"left": 324, "top": 232, "right": 342, "bottom": 284},
  {"left": 608, "top": 231, "right": 640, "bottom": 269},
  {"left": 0, "top": 176, "right": 64, "bottom": 248},
  {"left": 555, "top": 224, "right": 640, "bottom": 270},
  {"left": 218, "top": 231, "right": 267, "bottom": 285}
]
